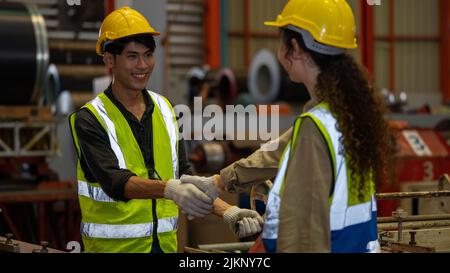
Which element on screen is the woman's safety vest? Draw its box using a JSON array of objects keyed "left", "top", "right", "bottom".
[
  {"left": 69, "top": 91, "right": 179, "bottom": 253},
  {"left": 262, "top": 103, "right": 379, "bottom": 253}
]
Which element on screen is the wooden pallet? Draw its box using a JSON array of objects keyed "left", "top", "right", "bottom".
[{"left": 0, "top": 106, "right": 53, "bottom": 122}]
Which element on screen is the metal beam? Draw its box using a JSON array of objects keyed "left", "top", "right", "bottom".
[
  {"left": 204, "top": 0, "right": 221, "bottom": 68},
  {"left": 359, "top": 1, "right": 375, "bottom": 77},
  {"left": 440, "top": 0, "right": 450, "bottom": 103},
  {"left": 376, "top": 190, "right": 450, "bottom": 200}
]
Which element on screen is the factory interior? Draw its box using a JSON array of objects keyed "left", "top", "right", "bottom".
[{"left": 0, "top": 0, "right": 449, "bottom": 254}]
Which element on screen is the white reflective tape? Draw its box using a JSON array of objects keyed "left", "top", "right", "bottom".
[
  {"left": 330, "top": 200, "right": 373, "bottom": 231},
  {"left": 262, "top": 146, "right": 290, "bottom": 240},
  {"left": 367, "top": 240, "right": 380, "bottom": 253},
  {"left": 81, "top": 222, "right": 153, "bottom": 239},
  {"left": 78, "top": 180, "right": 116, "bottom": 202},
  {"left": 330, "top": 159, "right": 348, "bottom": 213},
  {"left": 157, "top": 217, "right": 178, "bottom": 233},
  {"left": 371, "top": 195, "right": 377, "bottom": 212},
  {"left": 90, "top": 97, "right": 127, "bottom": 169},
  {"left": 262, "top": 192, "right": 281, "bottom": 240},
  {"left": 81, "top": 217, "right": 178, "bottom": 239},
  {"left": 308, "top": 106, "right": 348, "bottom": 213},
  {"left": 345, "top": 200, "right": 373, "bottom": 227},
  {"left": 148, "top": 91, "right": 179, "bottom": 178}
]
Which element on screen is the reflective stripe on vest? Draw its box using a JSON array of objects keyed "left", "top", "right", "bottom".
[
  {"left": 148, "top": 92, "right": 179, "bottom": 179},
  {"left": 81, "top": 217, "right": 179, "bottom": 238},
  {"left": 90, "top": 96, "right": 127, "bottom": 169},
  {"left": 262, "top": 103, "right": 379, "bottom": 253},
  {"left": 262, "top": 145, "right": 290, "bottom": 241},
  {"left": 78, "top": 180, "right": 115, "bottom": 202}
]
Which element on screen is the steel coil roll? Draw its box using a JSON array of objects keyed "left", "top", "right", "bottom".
[
  {"left": 0, "top": 2, "right": 48, "bottom": 105},
  {"left": 42, "top": 63, "right": 61, "bottom": 110},
  {"left": 248, "top": 49, "right": 309, "bottom": 104},
  {"left": 188, "top": 67, "right": 243, "bottom": 106},
  {"left": 190, "top": 142, "right": 228, "bottom": 174},
  {"left": 248, "top": 49, "right": 280, "bottom": 104},
  {"left": 208, "top": 68, "right": 239, "bottom": 105}
]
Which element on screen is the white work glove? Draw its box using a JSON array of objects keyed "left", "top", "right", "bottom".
[
  {"left": 223, "top": 206, "right": 264, "bottom": 238},
  {"left": 164, "top": 179, "right": 214, "bottom": 218},
  {"left": 180, "top": 174, "right": 219, "bottom": 201}
]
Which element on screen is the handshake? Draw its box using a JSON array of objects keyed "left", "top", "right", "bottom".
[
  {"left": 164, "top": 175, "right": 264, "bottom": 238},
  {"left": 164, "top": 175, "right": 219, "bottom": 218}
]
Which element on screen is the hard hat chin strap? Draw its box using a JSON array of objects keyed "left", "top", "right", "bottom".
[{"left": 285, "top": 25, "right": 346, "bottom": 56}]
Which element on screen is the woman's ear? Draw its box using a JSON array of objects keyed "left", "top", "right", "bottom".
[
  {"left": 290, "top": 38, "right": 304, "bottom": 60},
  {"left": 103, "top": 53, "right": 114, "bottom": 69}
]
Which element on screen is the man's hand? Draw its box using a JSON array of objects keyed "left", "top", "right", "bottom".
[
  {"left": 164, "top": 179, "right": 213, "bottom": 218},
  {"left": 180, "top": 175, "right": 219, "bottom": 201},
  {"left": 223, "top": 206, "right": 264, "bottom": 238}
]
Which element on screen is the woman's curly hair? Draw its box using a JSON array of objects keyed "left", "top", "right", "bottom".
[{"left": 282, "top": 28, "right": 392, "bottom": 201}]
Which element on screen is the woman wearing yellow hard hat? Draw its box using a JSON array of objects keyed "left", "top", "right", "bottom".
[{"left": 250, "top": 0, "right": 392, "bottom": 252}]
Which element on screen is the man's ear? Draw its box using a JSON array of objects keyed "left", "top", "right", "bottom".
[{"left": 103, "top": 52, "right": 114, "bottom": 69}]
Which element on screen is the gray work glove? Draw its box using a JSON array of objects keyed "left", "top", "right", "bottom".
[
  {"left": 180, "top": 174, "right": 219, "bottom": 201},
  {"left": 164, "top": 179, "right": 214, "bottom": 218},
  {"left": 223, "top": 206, "right": 264, "bottom": 238}
]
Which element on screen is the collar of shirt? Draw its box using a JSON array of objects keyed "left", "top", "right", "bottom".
[
  {"left": 303, "top": 97, "right": 322, "bottom": 113},
  {"left": 104, "top": 84, "right": 155, "bottom": 123}
]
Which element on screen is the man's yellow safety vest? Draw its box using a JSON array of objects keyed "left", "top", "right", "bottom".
[{"left": 70, "top": 90, "right": 179, "bottom": 253}]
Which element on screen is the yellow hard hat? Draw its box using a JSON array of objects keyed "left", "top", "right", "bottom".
[
  {"left": 96, "top": 6, "right": 160, "bottom": 56},
  {"left": 265, "top": 0, "right": 357, "bottom": 52}
]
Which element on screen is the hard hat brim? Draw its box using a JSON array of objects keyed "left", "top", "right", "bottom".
[
  {"left": 149, "top": 31, "right": 160, "bottom": 36},
  {"left": 264, "top": 21, "right": 283, "bottom": 27},
  {"left": 119, "top": 31, "right": 161, "bottom": 40},
  {"left": 264, "top": 21, "right": 357, "bottom": 50},
  {"left": 96, "top": 31, "right": 161, "bottom": 56},
  {"left": 134, "top": 31, "right": 160, "bottom": 37}
]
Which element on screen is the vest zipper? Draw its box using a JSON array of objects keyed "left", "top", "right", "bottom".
[
  {"left": 151, "top": 160, "right": 162, "bottom": 251},
  {"left": 152, "top": 199, "right": 158, "bottom": 241}
]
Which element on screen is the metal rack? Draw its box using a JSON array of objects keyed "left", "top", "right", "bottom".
[
  {"left": 185, "top": 174, "right": 450, "bottom": 253},
  {"left": 0, "top": 121, "right": 57, "bottom": 157}
]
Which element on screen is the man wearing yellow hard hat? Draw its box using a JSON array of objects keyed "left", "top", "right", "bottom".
[
  {"left": 69, "top": 6, "right": 264, "bottom": 253},
  {"left": 181, "top": 0, "right": 391, "bottom": 253},
  {"left": 69, "top": 6, "right": 217, "bottom": 253}
]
